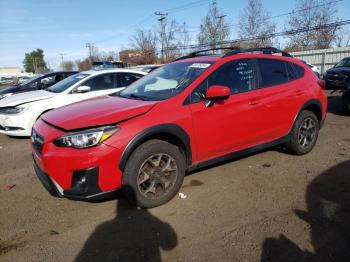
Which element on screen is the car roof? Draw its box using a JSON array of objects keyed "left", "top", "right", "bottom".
[
  {"left": 42, "top": 71, "right": 78, "bottom": 75},
  {"left": 81, "top": 68, "right": 148, "bottom": 76}
]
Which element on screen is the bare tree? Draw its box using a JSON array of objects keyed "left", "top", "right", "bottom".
[
  {"left": 334, "top": 28, "right": 350, "bottom": 47},
  {"left": 130, "top": 28, "right": 158, "bottom": 64},
  {"left": 160, "top": 19, "right": 181, "bottom": 61},
  {"left": 238, "top": 0, "right": 276, "bottom": 48},
  {"left": 285, "top": 0, "right": 340, "bottom": 51},
  {"left": 75, "top": 58, "right": 91, "bottom": 71},
  {"left": 176, "top": 22, "right": 191, "bottom": 56},
  {"left": 197, "top": 2, "right": 230, "bottom": 49},
  {"left": 61, "top": 60, "right": 74, "bottom": 71}
]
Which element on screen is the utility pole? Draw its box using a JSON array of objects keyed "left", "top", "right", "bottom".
[
  {"left": 85, "top": 43, "right": 94, "bottom": 61},
  {"left": 155, "top": 12, "right": 168, "bottom": 62},
  {"left": 59, "top": 53, "right": 65, "bottom": 68}
]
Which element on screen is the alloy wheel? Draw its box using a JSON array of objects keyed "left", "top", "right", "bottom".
[
  {"left": 137, "top": 153, "right": 178, "bottom": 199},
  {"left": 298, "top": 117, "right": 317, "bottom": 149}
]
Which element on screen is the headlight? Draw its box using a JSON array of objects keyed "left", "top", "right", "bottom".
[
  {"left": 53, "top": 126, "right": 119, "bottom": 149},
  {"left": 0, "top": 106, "right": 26, "bottom": 115},
  {"left": 0, "top": 93, "right": 13, "bottom": 100}
]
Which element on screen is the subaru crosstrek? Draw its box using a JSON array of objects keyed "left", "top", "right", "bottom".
[{"left": 32, "top": 47, "right": 327, "bottom": 208}]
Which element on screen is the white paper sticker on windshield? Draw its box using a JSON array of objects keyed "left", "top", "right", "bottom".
[{"left": 189, "top": 63, "right": 211, "bottom": 69}]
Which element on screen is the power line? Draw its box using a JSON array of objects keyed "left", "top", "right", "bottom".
[
  {"left": 186, "top": 0, "right": 344, "bottom": 33},
  {"left": 163, "top": 19, "right": 350, "bottom": 51}
]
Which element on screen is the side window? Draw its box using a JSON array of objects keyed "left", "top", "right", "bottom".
[
  {"left": 26, "top": 80, "right": 40, "bottom": 90},
  {"left": 292, "top": 63, "right": 305, "bottom": 79},
  {"left": 207, "top": 59, "right": 255, "bottom": 94},
  {"left": 258, "top": 59, "right": 289, "bottom": 87},
  {"left": 82, "top": 73, "right": 115, "bottom": 91},
  {"left": 285, "top": 62, "right": 297, "bottom": 81},
  {"left": 54, "top": 73, "right": 64, "bottom": 84},
  {"left": 41, "top": 75, "right": 56, "bottom": 88},
  {"left": 189, "top": 59, "right": 255, "bottom": 104},
  {"left": 119, "top": 73, "right": 143, "bottom": 87}
]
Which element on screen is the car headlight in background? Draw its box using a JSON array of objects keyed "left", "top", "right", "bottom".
[
  {"left": 0, "top": 106, "right": 26, "bottom": 115},
  {"left": 53, "top": 126, "right": 120, "bottom": 149}
]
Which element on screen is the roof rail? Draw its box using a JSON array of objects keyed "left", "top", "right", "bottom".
[
  {"left": 223, "top": 47, "right": 292, "bottom": 57},
  {"left": 174, "top": 47, "right": 240, "bottom": 61}
]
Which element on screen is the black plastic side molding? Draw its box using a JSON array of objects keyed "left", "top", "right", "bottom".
[{"left": 119, "top": 124, "right": 192, "bottom": 171}]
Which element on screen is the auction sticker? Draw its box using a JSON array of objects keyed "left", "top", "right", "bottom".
[{"left": 189, "top": 63, "right": 211, "bottom": 69}]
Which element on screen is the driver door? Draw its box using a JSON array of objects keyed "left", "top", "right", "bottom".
[{"left": 188, "top": 59, "right": 264, "bottom": 162}]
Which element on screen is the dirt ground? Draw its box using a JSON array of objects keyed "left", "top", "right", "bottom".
[{"left": 0, "top": 91, "right": 349, "bottom": 262}]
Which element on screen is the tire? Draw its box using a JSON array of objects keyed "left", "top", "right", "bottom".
[
  {"left": 285, "top": 110, "right": 319, "bottom": 155},
  {"left": 122, "top": 139, "right": 186, "bottom": 208}
]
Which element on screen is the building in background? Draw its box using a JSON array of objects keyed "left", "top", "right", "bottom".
[{"left": 119, "top": 50, "right": 143, "bottom": 66}]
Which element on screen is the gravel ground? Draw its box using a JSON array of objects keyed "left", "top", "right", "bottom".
[{"left": 0, "top": 91, "right": 349, "bottom": 262}]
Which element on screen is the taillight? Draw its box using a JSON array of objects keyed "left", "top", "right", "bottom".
[{"left": 317, "top": 79, "right": 326, "bottom": 89}]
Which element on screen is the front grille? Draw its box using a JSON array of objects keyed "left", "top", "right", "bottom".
[{"left": 31, "top": 129, "right": 44, "bottom": 155}]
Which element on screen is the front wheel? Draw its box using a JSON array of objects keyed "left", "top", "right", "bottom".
[
  {"left": 123, "top": 139, "right": 186, "bottom": 208},
  {"left": 285, "top": 110, "right": 320, "bottom": 155}
]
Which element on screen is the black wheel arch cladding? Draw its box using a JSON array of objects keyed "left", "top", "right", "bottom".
[{"left": 119, "top": 124, "right": 192, "bottom": 171}]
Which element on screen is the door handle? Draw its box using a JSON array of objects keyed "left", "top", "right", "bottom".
[
  {"left": 248, "top": 100, "right": 260, "bottom": 106},
  {"left": 295, "top": 90, "right": 305, "bottom": 96}
]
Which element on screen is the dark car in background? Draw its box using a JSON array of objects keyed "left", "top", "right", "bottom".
[
  {"left": 324, "top": 57, "right": 350, "bottom": 114},
  {"left": 0, "top": 71, "right": 78, "bottom": 100}
]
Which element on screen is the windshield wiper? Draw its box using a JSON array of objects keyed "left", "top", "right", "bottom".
[{"left": 129, "top": 94, "right": 148, "bottom": 101}]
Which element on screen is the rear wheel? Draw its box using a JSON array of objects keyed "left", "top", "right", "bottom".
[
  {"left": 123, "top": 139, "right": 185, "bottom": 208},
  {"left": 285, "top": 110, "right": 319, "bottom": 155}
]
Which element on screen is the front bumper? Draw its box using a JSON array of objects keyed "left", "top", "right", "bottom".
[
  {"left": 0, "top": 113, "right": 33, "bottom": 136},
  {"left": 32, "top": 119, "right": 124, "bottom": 200},
  {"left": 33, "top": 160, "right": 119, "bottom": 200}
]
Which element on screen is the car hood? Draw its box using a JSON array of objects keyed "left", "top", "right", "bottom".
[
  {"left": 0, "top": 90, "right": 55, "bottom": 107},
  {"left": 327, "top": 67, "right": 350, "bottom": 75},
  {"left": 42, "top": 95, "right": 157, "bottom": 131}
]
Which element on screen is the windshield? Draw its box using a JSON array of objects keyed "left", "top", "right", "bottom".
[
  {"left": 334, "top": 58, "right": 350, "bottom": 68},
  {"left": 119, "top": 61, "right": 213, "bottom": 101},
  {"left": 19, "top": 74, "right": 43, "bottom": 86},
  {"left": 47, "top": 73, "right": 89, "bottom": 93}
]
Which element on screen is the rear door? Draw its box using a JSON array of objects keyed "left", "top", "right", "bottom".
[
  {"left": 256, "top": 58, "right": 305, "bottom": 141},
  {"left": 188, "top": 58, "right": 265, "bottom": 162}
]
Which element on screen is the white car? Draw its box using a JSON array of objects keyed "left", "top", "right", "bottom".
[{"left": 0, "top": 68, "right": 146, "bottom": 136}]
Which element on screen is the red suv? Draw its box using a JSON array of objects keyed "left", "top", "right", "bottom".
[{"left": 32, "top": 47, "right": 327, "bottom": 208}]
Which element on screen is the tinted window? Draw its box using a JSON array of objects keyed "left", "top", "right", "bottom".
[
  {"left": 119, "top": 73, "right": 143, "bottom": 87},
  {"left": 258, "top": 59, "right": 288, "bottom": 87},
  {"left": 189, "top": 59, "right": 255, "bottom": 104},
  {"left": 47, "top": 73, "right": 89, "bottom": 93},
  {"left": 83, "top": 73, "right": 115, "bottom": 91},
  {"left": 292, "top": 64, "right": 305, "bottom": 78},
  {"left": 209, "top": 59, "right": 255, "bottom": 94},
  {"left": 285, "top": 62, "right": 297, "bottom": 81},
  {"left": 41, "top": 75, "right": 56, "bottom": 87}
]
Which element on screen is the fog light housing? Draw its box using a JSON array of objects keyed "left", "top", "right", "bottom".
[{"left": 64, "top": 167, "right": 101, "bottom": 196}]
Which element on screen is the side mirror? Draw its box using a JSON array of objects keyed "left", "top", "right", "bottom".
[
  {"left": 205, "top": 85, "right": 230, "bottom": 100},
  {"left": 75, "top": 85, "right": 91, "bottom": 93}
]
